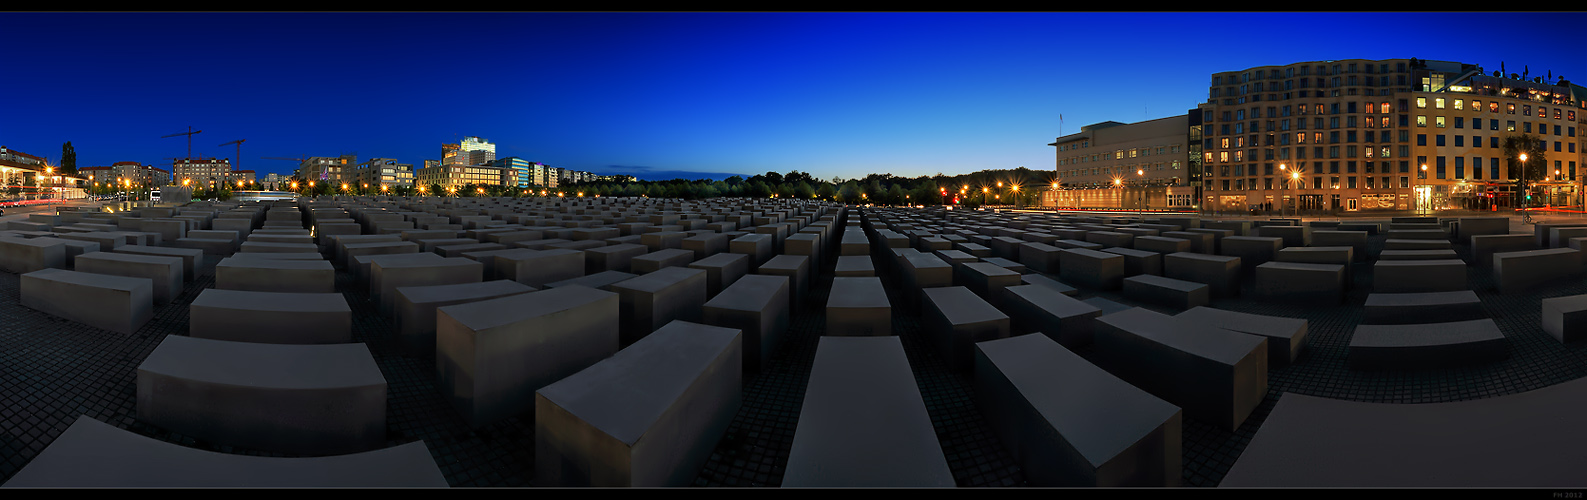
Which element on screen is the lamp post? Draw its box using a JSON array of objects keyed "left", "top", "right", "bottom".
[
  {"left": 1136, "top": 168, "right": 1145, "bottom": 218},
  {"left": 1519, "top": 153, "right": 1529, "bottom": 222},
  {"left": 1419, "top": 163, "right": 1428, "bottom": 215}
]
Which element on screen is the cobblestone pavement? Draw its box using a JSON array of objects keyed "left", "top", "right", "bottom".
[{"left": 4, "top": 216, "right": 1587, "bottom": 487}]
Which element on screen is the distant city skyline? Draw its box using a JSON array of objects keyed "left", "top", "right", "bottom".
[{"left": 4, "top": 12, "right": 1584, "bottom": 181}]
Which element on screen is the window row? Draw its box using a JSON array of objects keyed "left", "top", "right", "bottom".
[{"left": 1417, "top": 98, "right": 1577, "bottom": 121}]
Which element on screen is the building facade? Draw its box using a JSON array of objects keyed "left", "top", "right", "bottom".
[
  {"left": 350, "top": 158, "right": 415, "bottom": 190},
  {"left": 443, "top": 137, "right": 495, "bottom": 167},
  {"left": 1198, "top": 58, "right": 1587, "bottom": 214},
  {"left": 261, "top": 172, "right": 285, "bottom": 191},
  {"left": 1047, "top": 116, "right": 1194, "bottom": 210},
  {"left": 297, "top": 155, "right": 357, "bottom": 185},
  {"left": 415, "top": 164, "right": 516, "bottom": 191},
  {"left": 172, "top": 158, "right": 233, "bottom": 189}
]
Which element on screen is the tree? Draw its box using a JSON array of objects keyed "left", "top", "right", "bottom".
[
  {"left": 816, "top": 182, "right": 836, "bottom": 201},
  {"left": 1503, "top": 133, "right": 1548, "bottom": 207},
  {"left": 60, "top": 141, "right": 77, "bottom": 177},
  {"left": 836, "top": 182, "right": 860, "bottom": 204}
]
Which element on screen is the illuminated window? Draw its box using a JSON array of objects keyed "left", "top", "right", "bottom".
[
  {"left": 1435, "top": 98, "right": 1445, "bottom": 109},
  {"left": 1381, "top": 117, "right": 1390, "bottom": 127},
  {"left": 1436, "top": 116, "right": 1446, "bottom": 128},
  {"left": 1219, "top": 152, "right": 1228, "bottom": 162},
  {"left": 1381, "top": 102, "right": 1391, "bottom": 113},
  {"left": 1314, "top": 132, "right": 1323, "bottom": 144},
  {"left": 1297, "top": 133, "right": 1306, "bottom": 144},
  {"left": 1454, "top": 99, "right": 1463, "bottom": 110},
  {"left": 1508, "top": 103, "right": 1516, "bottom": 114},
  {"left": 1491, "top": 102, "right": 1499, "bottom": 113},
  {"left": 1417, "top": 115, "right": 1427, "bottom": 127},
  {"left": 1417, "top": 97, "right": 1427, "bottom": 108},
  {"left": 1473, "top": 100, "right": 1482, "bottom": 111},
  {"left": 1316, "top": 104, "right": 1325, "bottom": 114}
]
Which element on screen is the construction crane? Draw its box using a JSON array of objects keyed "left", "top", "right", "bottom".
[
  {"left": 160, "top": 127, "right": 203, "bottom": 161},
  {"left": 219, "top": 139, "right": 245, "bottom": 173}
]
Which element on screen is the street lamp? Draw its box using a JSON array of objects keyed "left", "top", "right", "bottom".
[
  {"left": 1519, "top": 153, "right": 1529, "bottom": 219},
  {"left": 1136, "top": 169, "right": 1145, "bottom": 218},
  {"left": 1420, "top": 163, "right": 1428, "bottom": 215}
]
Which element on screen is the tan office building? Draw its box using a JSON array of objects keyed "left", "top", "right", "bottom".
[
  {"left": 1198, "top": 58, "right": 1587, "bottom": 214},
  {"left": 1047, "top": 115, "right": 1194, "bottom": 210}
]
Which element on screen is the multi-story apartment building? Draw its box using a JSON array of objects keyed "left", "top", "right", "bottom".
[
  {"left": 297, "top": 155, "right": 357, "bottom": 185},
  {"left": 415, "top": 163, "right": 516, "bottom": 192},
  {"left": 350, "top": 158, "right": 414, "bottom": 190},
  {"left": 172, "top": 158, "right": 233, "bottom": 189},
  {"left": 1048, "top": 116, "right": 1194, "bottom": 209},
  {"left": 233, "top": 170, "right": 256, "bottom": 188},
  {"left": 152, "top": 166, "right": 171, "bottom": 187},
  {"left": 1198, "top": 58, "right": 1587, "bottom": 214}
]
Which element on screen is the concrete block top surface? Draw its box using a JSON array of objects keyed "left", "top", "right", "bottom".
[
  {"left": 1174, "top": 307, "right": 1306, "bottom": 337},
  {"left": 759, "top": 254, "right": 809, "bottom": 272},
  {"left": 1494, "top": 247, "right": 1579, "bottom": 258},
  {"left": 3, "top": 416, "right": 447, "bottom": 488},
  {"left": 1221, "top": 377, "right": 1587, "bottom": 487},
  {"left": 1166, "top": 252, "right": 1239, "bottom": 263},
  {"left": 827, "top": 277, "right": 889, "bottom": 309},
  {"left": 396, "top": 279, "right": 537, "bottom": 303},
  {"left": 1375, "top": 259, "right": 1466, "bottom": 268},
  {"left": 691, "top": 252, "right": 749, "bottom": 268},
  {"left": 976, "top": 333, "right": 1180, "bottom": 468},
  {"left": 1004, "top": 284, "right": 1097, "bottom": 316},
  {"left": 704, "top": 274, "right": 788, "bottom": 311},
  {"left": 1256, "top": 261, "right": 1344, "bottom": 272},
  {"left": 75, "top": 251, "right": 181, "bottom": 266},
  {"left": 904, "top": 252, "right": 951, "bottom": 270},
  {"left": 138, "top": 335, "right": 383, "bottom": 390},
  {"left": 192, "top": 289, "right": 350, "bottom": 314},
  {"left": 783, "top": 336, "right": 954, "bottom": 487},
  {"left": 1097, "top": 307, "right": 1265, "bottom": 365},
  {"left": 537, "top": 320, "right": 740, "bottom": 446},
  {"left": 1125, "top": 274, "right": 1208, "bottom": 292},
  {"left": 1364, "top": 290, "right": 1480, "bottom": 307},
  {"left": 217, "top": 258, "right": 334, "bottom": 271},
  {"left": 1351, "top": 319, "right": 1502, "bottom": 348},
  {"left": 1062, "top": 247, "right": 1124, "bottom": 261},
  {"left": 444, "top": 285, "right": 622, "bottom": 333},
  {"left": 612, "top": 265, "right": 705, "bottom": 293},
  {"left": 924, "top": 286, "right": 1007, "bottom": 324},
  {"left": 20, "top": 268, "right": 150, "bottom": 291},
  {"left": 963, "top": 261, "right": 1020, "bottom": 277}
]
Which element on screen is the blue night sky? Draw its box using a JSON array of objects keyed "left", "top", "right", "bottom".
[{"left": 4, "top": 12, "right": 1584, "bottom": 182}]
